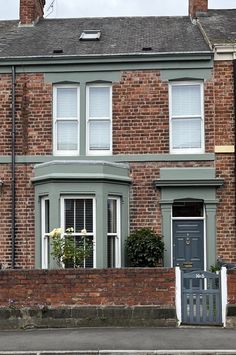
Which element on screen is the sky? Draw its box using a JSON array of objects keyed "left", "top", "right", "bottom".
[{"left": 1, "top": 0, "right": 236, "bottom": 20}]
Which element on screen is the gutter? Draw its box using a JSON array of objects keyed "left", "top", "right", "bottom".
[
  {"left": 11, "top": 65, "right": 16, "bottom": 269},
  {"left": 0, "top": 51, "right": 214, "bottom": 67}
]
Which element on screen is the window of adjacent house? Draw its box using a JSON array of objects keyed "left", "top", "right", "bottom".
[
  {"left": 86, "top": 84, "right": 112, "bottom": 155},
  {"left": 169, "top": 82, "right": 204, "bottom": 154},
  {"left": 107, "top": 197, "right": 121, "bottom": 268},
  {"left": 61, "top": 197, "right": 95, "bottom": 268},
  {"left": 41, "top": 197, "right": 50, "bottom": 269},
  {"left": 53, "top": 85, "right": 80, "bottom": 155}
]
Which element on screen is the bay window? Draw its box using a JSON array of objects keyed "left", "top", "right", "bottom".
[
  {"left": 61, "top": 197, "right": 95, "bottom": 268},
  {"left": 107, "top": 197, "right": 121, "bottom": 268},
  {"left": 169, "top": 82, "right": 204, "bottom": 154},
  {"left": 41, "top": 197, "right": 50, "bottom": 269}
]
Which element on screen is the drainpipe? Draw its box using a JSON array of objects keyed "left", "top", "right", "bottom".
[
  {"left": 234, "top": 59, "right": 236, "bottom": 226},
  {"left": 11, "top": 66, "right": 16, "bottom": 269},
  {"left": 234, "top": 59, "right": 236, "bottom": 227}
]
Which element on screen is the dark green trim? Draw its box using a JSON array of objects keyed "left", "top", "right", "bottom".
[
  {"left": 154, "top": 179, "right": 224, "bottom": 187},
  {"left": 32, "top": 174, "right": 131, "bottom": 184},
  {"left": 160, "top": 68, "right": 212, "bottom": 80},
  {"left": 0, "top": 153, "right": 215, "bottom": 164},
  {"left": 0, "top": 52, "right": 213, "bottom": 67},
  {"left": 0, "top": 55, "right": 213, "bottom": 74}
]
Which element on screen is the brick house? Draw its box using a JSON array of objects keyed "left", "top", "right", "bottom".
[{"left": 0, "top": 0, "right": 235, "bottom": 271}]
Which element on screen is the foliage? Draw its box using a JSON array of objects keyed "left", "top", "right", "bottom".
[
  {"left": 210, "top": 261, "right": 221, "bottom": 273},
  {"left": 49, "top": 227, "right": 92, "bottom": 268},
  {"left": 125, "top": 228, "right": 164, "bottom": 267}
]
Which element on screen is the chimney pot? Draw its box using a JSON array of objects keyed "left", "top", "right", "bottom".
[
  {"left": 19, "top": 0, "right": 45, "bottom": 26},
  {"left": 189, "top": 0, "right": 208, "bottom": 18}
]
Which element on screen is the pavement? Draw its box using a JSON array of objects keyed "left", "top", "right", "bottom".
[{"left": 0, "top": 327, "right": 236, "bottom": 355}]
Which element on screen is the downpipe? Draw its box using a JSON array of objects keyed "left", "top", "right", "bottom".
[{"left": 11, "top": 65, "right": 16, "bottom": 269}]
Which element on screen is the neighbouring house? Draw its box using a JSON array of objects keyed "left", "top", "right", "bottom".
[{"left": 0, "top": 0, "right": 235, "bottom": 271}]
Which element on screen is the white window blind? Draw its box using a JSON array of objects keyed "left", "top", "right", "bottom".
[
  {"left": 170, "top": 82, "right": 204, "bottom": 154},
  {"left": 89, "top": 121, "right": 110, "bottom": 150},
  {"left": 54, "top": 86, "right": 79, "bottom": 155},
  {"left": 57, "top": 120, "right": 78, "bottom": 151},
  {"left": 172, "top": 85, "right": 201, "bottom": 116},
  {"left": 57, "top": 88, "right": 78, "bottom": 118},
  {"left": 89, "top": 87, "right": 110, "bottom": 117},
  {"left": 87, "top": 85, "right": 112, "bottom": 155}
]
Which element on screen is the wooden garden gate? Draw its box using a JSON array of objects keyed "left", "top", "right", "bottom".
[{"left": 181, "top": 270, "right": 222, "bottom": 325}]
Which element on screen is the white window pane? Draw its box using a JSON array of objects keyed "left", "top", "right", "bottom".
[
  {"left": 172, "top": 85, "right": 201, "bottom": 116},
  {"left": 57, "top": 88, "right": 77, "bottom": 118},
  {"left": 172, "top": 118, "right": 201, "bottom": 149},
  {"left": 89, "top": 87, "right": 110, "bottom": 117},
  {"left": 108, "top": 199, "right": 117, "bottom": 234},
  {"left": 89, "top": 121, "right": 110, "bottom": 150},
  {"left": 57, "top": 120, "right": 78, "bottom": 151}
]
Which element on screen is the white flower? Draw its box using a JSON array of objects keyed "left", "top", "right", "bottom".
[
  {"left": 66, "top": 227, "right": 74, "bottom": 233},
  {"left": 81, "top": 228, "right": 87, "bottom": 235},
  {"left": 49, "top": 228, "right": 63, "bottom": 238}
]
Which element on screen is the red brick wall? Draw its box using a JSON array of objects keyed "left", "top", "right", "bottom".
[
  {"left": 0, "top": 64, "right": 234, "bottom": 267},
  {"left": 0, "top": 165, "right": 35, "bottom": 269},
  {"left": 20, "top": 0, "right": 45, "bottom": 25},
  {"left": 214, "top": 62, "right": 236, "bottom": 262},
  {"left": 129, "top": 161, "right": 214, "bottom": 233},
  {"left": 113, "top": 71, "right": 169, "bottom": 154},
  {"left": 0, "top": 268, "right": 175, "bottom": 307},
  {"left": 227, "top": 270, "right": 236, "bottom": 304}
]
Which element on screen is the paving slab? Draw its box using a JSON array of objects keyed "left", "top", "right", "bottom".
[{"left": 0, "top": 328, "right": 235, "bottom": 353}]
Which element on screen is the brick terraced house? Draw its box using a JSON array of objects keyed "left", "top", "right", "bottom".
[{"left": 0, "top": 0, "right": 235, "bottom": 271}]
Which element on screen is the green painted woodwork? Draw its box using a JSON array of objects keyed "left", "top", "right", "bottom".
[
  {"left": 33, "top": 160, "right": 130, "bottom": 269},
  {"left": 160, "top": 68, "right": 212, "bottom": 80},
  {"left": 160, "top": 167, "right": 216, "bottom": 180},
  {"left": 0, "top": 153, "right": 215, "bottom": 164},
  {"left": 0, "top": 53, "right": 213, "bottom": 74},
  {"left": 157, "top": 167, "right": 221, "bottom": 269},
  {"left": 0, "top": 53, "right": 213, "bottom": 71},
  {"left": 44, "top": 72, "right": 121, "bottom": 84}
]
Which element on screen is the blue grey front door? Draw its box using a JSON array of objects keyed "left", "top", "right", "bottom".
[{"left": 173, "top": 220, "right": 204, "bottom": 270}]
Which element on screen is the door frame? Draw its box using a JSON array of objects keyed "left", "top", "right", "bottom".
[{"left": 171, "top": 206, "right": 206, "bottom": 270}]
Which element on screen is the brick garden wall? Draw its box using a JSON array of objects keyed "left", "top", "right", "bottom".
[
  {"left": 0, "top": 268, "right": 175, "bottom": 307},
  {"left": 228, "top": 270, "right": 236, "bottom": 304}
]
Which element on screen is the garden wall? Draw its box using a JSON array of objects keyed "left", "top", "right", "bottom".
[
  {"left": 0, "top": 268, "right": 176, "bottom": 329},
  {"left": 227, "top": 270, "right": 236, "bottom": 327}
]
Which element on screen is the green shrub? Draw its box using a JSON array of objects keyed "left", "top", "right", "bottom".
[
  {"left": 125, "top": 228, "right": 164, "bottom": 267},
  {"left": 49, "top": 227, "right": 92, "bottom": 268}
]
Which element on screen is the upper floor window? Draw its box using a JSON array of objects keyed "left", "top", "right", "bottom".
[
  {"left": 86, "top": 84, "right": 112, "bottom": 155},
  {"left": 169, "top": 82, "right": 204, "bottom": 154},
  {"left": 53, "top": 85, "right": 80, "bottom": 156}
]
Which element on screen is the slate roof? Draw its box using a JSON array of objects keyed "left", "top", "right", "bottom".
[
  {"left": 0, "top": 16, "right": 210, "bottom": 59},
  {"left": 198, "top": 9, "right": 236, "bottom": 45}
]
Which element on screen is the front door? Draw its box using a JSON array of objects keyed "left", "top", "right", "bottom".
[{"left": 173, "top": 220, "right": 204, "bottom": 270}]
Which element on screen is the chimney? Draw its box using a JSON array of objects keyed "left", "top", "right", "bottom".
[
  {"left": 189, "top": 0, "right": 208, "bottom": 18},
  {"left": 19, "top": 0, "right": 46, "bottom": 26}
]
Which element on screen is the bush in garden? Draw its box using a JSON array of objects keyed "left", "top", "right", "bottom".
[{"left": 125, "top": 228, "right": 164, "bottom": 267}]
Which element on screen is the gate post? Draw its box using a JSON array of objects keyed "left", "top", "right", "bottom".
[
  {"left": 221, "top": 266, "right": 227, "bottom": 327},
  {"left": 175, "top": 266, "right": 181, "bottom": 326}
]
